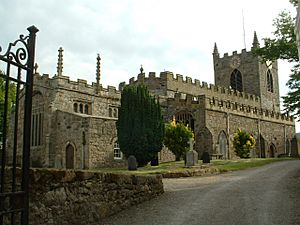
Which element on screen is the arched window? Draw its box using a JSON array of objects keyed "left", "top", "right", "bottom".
[
  {"left": 79, "top": 103, "right": 83, "bottom": 113},
  {"left": 109, "top": 108, "right": 113, "bottom": 117},
  {"left": 230, "top": 69, "right": 243, "bottom": 92},
  {"left": 31, "top": 91, "right": 44, "bottom": 147},
  {"left": 113, "top": 141, "right": 123, "bottom": 159},
  {"left": 175, "top": 111, "right": 194, "bottom": 131},
  {"left": 73, "top": 103, "right": 78, "bottom": 112},
  {"left": 84, "top": 104, "right": 89, "bottom": 114},
  {"left": 267, "top": 69, "right": 274, "bottom": 92}
]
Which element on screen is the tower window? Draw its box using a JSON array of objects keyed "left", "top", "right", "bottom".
[
  {"left": 230, "top": 69, "right": 243, "bottom": 92},
  {"left": 267, "top": 69, "right": 274, "bottom": 92}
]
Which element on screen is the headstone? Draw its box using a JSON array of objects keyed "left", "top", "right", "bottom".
[
  {"left": 128, "top": 155, "right": 137, "bottom": 170},
  {"left": 151, "top": 156, "right": 159, "bottom": 166},
  {"left": 185, "top": 150, "right": 198, "bottom": 167},
  {"left": 202, "top": 151, "right": 210, "bottom": 163},
  {"left": 185, "top": 138, "right": 198, "bottom": 167}
]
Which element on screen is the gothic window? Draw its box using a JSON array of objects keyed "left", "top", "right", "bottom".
[
  {"left": 109, "top": 108, "right": 113, "bottom": 117},
  {"left": 113, "top": 141, "right": 122, "bottom": 159},
  {"left": 84, "top": 104, "right": 89, "bottom": 114},
  {"left": 175, "top": 111, "right": 194, "bottom": 131},
  {"left": 267, "top": 69, "right": 274, "bottom": 92},
  {"left": 31, "top": 108, "right": 42, "bottom": 147},
  {"left": 230, "top": 69, "right": 243, "bottom": 92},
  {"left": 73, "top": 103, "right": 78, "bottom": 112},
  {"left": 31, "top": 92, "right": 44, "bottom": 147},
  {"left": 79, "top": 103, "right": 83, "bottom": 113}
]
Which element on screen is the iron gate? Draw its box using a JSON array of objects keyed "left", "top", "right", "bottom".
[{"left": 0, "top": 26, "right": 38, "bottom": 225}]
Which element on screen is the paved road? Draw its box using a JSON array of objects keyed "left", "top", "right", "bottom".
[{"left": 102, "top": 160, "right": 300, "bottom": 225}]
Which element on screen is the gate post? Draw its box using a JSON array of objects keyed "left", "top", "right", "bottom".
[{"left": 21, "top": 25, "right": 39, "bottom": 225}]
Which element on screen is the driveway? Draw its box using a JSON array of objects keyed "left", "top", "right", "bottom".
[{"left": 102, "top": 160, "right": 300, "bottom": 225}]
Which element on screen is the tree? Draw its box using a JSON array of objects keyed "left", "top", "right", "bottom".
[
  {"left": 232, "top": 129, "right": 256, "bottom": 158},
  {"left": 254, "top": 0, "right": 300, "bottom": 119},
  {"left": 0, "top": 71, "right": 16, "bottom": 143},
  {"left": 164, "top": 118, "right": 194, "bottom": 161},
  {"left": 117, "top": 84, "right": 164, "bottom": 167}
]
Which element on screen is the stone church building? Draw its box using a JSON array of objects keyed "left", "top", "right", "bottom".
[{"left": 8, "top": 32, "right": 298, "bottom": 169}]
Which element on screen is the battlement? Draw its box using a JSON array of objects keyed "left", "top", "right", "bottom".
[
  {"left": 124, "top": 71, "right": 261, "bottom": 106},
  {"left": 205, "top": 96, "right": 294, "bottom": 123},
  {"left": 220, "top": 48, "right": 251, "bottom": 59},
  {"left": 166, "top": 93, "right": 293, "bottom": 124},
  {"left": 34, "top": 73, "right": 120, "bottom": 95}
]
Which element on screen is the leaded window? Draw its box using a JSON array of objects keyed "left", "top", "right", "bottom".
[{"left": 230, "top": 69, "right": 243, "bottom": 92}]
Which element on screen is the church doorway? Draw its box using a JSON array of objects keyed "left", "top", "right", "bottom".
[
  {"left": 269, "top": 144, "right": 275, "bottom": 158},
  {"left": 260, "top": 135, "right": 266, "bottom": 158},
  {"left": 66, "top": 144, "right": 75, "bottom": 169},
  {"left": 218, "top": 131, "right": 228, "bottom": 159}
]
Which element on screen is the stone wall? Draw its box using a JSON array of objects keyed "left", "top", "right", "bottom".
[{"left": 27, "top": 168, "right": 164, "bottom": 225}]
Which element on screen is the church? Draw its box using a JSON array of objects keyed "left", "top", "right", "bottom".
[{"left": 8, "top": 32, "right": 298, "bottom": 169}]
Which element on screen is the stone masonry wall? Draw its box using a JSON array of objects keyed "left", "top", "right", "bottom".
[{"left": 27, "top": 168, "right": 164, "bottom": 225}]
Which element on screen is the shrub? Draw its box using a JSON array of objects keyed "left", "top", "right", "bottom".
[
  {"left": 164, "top": 118, "right": 194, "bottom": 161},
  {"left": 233, "top": 128, "right": 256, "bottom": 158}
]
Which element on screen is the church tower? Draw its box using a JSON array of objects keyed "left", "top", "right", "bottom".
[{"left": 213, "top": 32, "right": 280, "bottom": 112}]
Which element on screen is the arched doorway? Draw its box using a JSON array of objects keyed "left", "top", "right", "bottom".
[
  {"left": 260, "top": 135, "right": 266, "bottom": 158},
  {"left": 66, "top": 144, "right": 75, "bottom": 169},
  {"left": 269, "top": 144, "right": 275, "bottom": 158},
  {"left": 218, "top": 131, "right": 228, "bottom": 159}
]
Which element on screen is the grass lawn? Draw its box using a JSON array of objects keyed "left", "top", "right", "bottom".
[{"left": 92, "top": 157, "right": 297, "bottom": 176}]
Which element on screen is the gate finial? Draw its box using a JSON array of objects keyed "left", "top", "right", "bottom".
[{"left": 57, "top": 47, "right": 64, "bottom": 76}]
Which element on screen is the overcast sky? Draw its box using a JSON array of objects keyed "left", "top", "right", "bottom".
[{"left": 0, "top": 0, "right": 298, "bottom": 130}]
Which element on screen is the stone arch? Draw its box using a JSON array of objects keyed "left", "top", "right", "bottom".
[
  {"left": 260, "top": 135, "right": 266, "bottom": 158},
  {"left": 65, "top": 142, "right": 76, "bottom": 169},
  {"left": 196, "top": 127, "right": 213, "bottom": 159},
  {"left": 174, "top": 110, "right": 195, "bottom": 131},
  {"left": 269, "top": 143, "right": 275, "bottom": 158},
  {"left": 230, "top": 69, "right": 243, "bottom": 92},
  {"left": 217, "top": 130, "right": 228, "bottom": 159}
]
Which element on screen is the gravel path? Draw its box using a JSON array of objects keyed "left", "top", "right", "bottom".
[{"left": 101, "top": 160, "right": 300, "bottom": 225}]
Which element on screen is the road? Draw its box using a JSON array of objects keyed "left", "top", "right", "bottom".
[{"left": 102, "top": 160, "right": 300, "bottom": 225}]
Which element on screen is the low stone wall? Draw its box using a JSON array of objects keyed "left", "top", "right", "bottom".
[{"left": 28, "top": 168, "right": 164, "bottom": 225}]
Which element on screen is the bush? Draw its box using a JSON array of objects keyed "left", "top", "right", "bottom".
[
  {"left": 233, "top": 129, "right": 256, "bottom": 158},
  {"left": 164, "top": 118, "right": 194, "bottom": 161}
]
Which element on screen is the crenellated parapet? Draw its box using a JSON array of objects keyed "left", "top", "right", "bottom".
[
  {"left": 124, "top": 70, "right": 262, "bottom": 109},
  {"left": 165, "top": 92, "right": 294, "bottom": 124},
  {"left": 205, "top": 95, "right": 294, "bottom": 124},
  {"left": 33, "top": 72, "right": 120, "bottom": 96}
]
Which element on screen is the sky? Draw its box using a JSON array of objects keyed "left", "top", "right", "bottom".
[{"left": 0, "top": 0, "right": 298, "bottom": 130}]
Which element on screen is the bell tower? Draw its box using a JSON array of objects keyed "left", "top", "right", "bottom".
[{"left": 213, "top": 32, "right": 280, "bottom": 112}]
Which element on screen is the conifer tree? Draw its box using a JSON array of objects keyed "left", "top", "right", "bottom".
[{"left": 117, "top": 84, "right": 164, "bottom": 167}]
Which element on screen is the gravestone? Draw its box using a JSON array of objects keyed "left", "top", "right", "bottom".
[
  {"left": 185, "top": 138, "right": 198, "bottom": 167},
  {"left": 151, "top": 156, "right": 159, "bottom": 166},
  {"left": 202, "top": 151, "right": 210, "bottom": 163},
  {"left": 128, "top": 155, "right": 137, "bottom": 170},
  {"left": 185, "top": 151, "right": 198, "bottom": 167}
]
